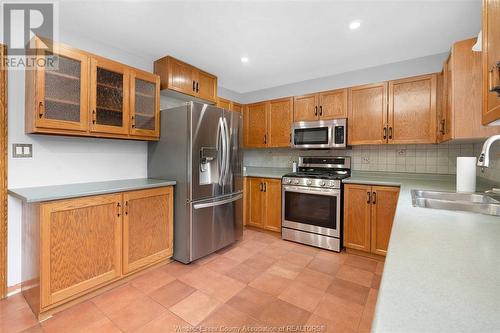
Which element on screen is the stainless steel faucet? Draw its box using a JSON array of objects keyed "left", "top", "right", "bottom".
[{"left": 477, "top": 135, "right": 500, "bottom": 169}]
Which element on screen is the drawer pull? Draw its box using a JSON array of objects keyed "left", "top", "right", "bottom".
[
  {"left": 372, "top": 192, "right": 377, "bottom": 204},
  {"left": 367, "top": 192, "right": 371, "bottom": 204}
]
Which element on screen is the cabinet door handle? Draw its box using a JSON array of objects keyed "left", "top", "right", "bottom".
[
  {"left": 196, "top": 82, "right": 199, "bottom": 92},
  {"left": 319, "top": 105, "right": 323, "bottom": 116},
  {"left": 440, "top": 119, "right": 445, "bottom": 134},
  {"left": 488, "top": 62, "right": 500, "bottom": 95},
  {"left": 383, "top": 127, "right": 387, "bottom": 140},
  {"left": 260, "top": 182, "right": 264, "bottom": 192},
  {"left": 264, "top": 182, "right": 267, "bottom": 192},
  {"left": 131, "top": 116, "right": 135, "bottom": 128},
  {"left": 38, "top": 101, "right": 44, "bottom": 118},
  {"left": 372, "top": 192, "right": 377, "bottom": 204},
  {"left": 367, "top": 192, "right": 371, "bottom": 204},
  {"left": 314, "top": 106, "right": 318, "bottom": 116},
  {"left": 192, "top": 80, "right": 196, "bottom": 91},
  {"left": 92, "top": 109, "right": 96, "bottom": 124},
  {"left": 117, "top": 202, "right": 121, "bottom": 217},
  {"left": 125, "top": 201, "right": 129, "bottom": 215},
  {"left": 388, "top": 126, "right": 393, "bottom": 139},
  {"left": 289, "top": 133, "right": 292, "bottom": 143},
  {"left": 264, "top": 134, "right": 267, "bottom": 145}
]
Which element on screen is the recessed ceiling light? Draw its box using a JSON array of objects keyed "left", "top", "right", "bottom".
[
  {"left": 240, "top": 56, "right": 249, "bottom": 63},
  {"left": 349, "top": 20, "right": 361, "bottom": 30}
]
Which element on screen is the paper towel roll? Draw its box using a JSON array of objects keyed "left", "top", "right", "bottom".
[{"left": 456, "top": 157, "right": 477, "bottom": 193}]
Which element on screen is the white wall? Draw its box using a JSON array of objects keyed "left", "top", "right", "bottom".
[
  {"left": 7, "top": 31, "right": 154, "bottom": 287},
  {"left": 238, "top": 53, "right": 449, "bottom": 104}
]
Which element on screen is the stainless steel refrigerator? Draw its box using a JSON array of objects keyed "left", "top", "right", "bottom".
[{"left": 148, "top": 102, "right": 243, "bottom": 263}]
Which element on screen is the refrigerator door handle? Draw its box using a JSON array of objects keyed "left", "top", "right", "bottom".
[
  {"left": 193, "top": 193, "right": 243, "bottom": 210},
  {"left": 220, "top": 117, "right": 228, "bottom": 186},
  {"left": 216, "top": 117, "right": 226, "bottom": 186},
  {"left": 222, "top": 117, "right": 231, "bottom": 182}
]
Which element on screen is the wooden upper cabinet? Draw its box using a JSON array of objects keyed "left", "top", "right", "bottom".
[
  {"left": 483, "top": 0, "right": 500, "bottom": 124},
  {"left": 130, "top": 70, "right": 160, "bottom": 138},
  {"left": 348, "top": 83, "right": 388, "bottom": 145},
  {"left": 263, "top": 179, "right": 282, "bottom": 232},
  {"left": 388, "top": 74, "right": 437, "bottom": 144},
  {"left": 159, "top": 56, "right": 195, "bottom": 95},
  {"left": 232, "top": 102, "right": 242, "bottom": 113},
  {"left": 268, "top": 97, "right": 293, "bottom": 147},
  {"left": 244, "top": 102, "right": 268, "bottom": 147},
  {"left": 319, "top": 89, "right": 348, "bottom": 119},
  {"left": 122, "top": 187, "right": 173, "bottom": 275},
  {"left": 30, "top": 38, "right": 89, "bottom": 132},
  {"left": 344, "top": 184, "right": 372, "bottom": 252},
  {"left": 196, "top": 70, "right": 217, "bottom": 102},
  {"left": 217, "top": 97, "right": 232, "bottom": 110},
  {"left": 439, "top": 38, "right": 499, "bottom": 141},
  {"left": 26, "top": 37, "right": 159, "bottom": 141},
  {"left": 294, "top": 94, "right": 318, "bottom": 121},
  {"left": 90, "top": 57, "right": 130, "bottom": 135},
  {"left": 154, "top": 56, "right": 218, "bottom": 103},
  {"left": 370, "top": 186, "right": 399, "bottom": 256},
  {"left": 40, "top": 194, "right": 122, "bottom": 308}
]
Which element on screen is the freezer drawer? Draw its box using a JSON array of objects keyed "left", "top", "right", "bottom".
[{"left": 190, "top": 192, "right": 243, "bottom": 261}]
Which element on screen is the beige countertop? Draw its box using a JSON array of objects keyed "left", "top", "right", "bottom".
[{"left": 344, "top": 171, "right": 500, "bottom": 332}]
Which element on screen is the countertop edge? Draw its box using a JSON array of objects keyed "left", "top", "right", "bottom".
[{"left": 8, "top": 179, "right": 176, "bottom": 203}]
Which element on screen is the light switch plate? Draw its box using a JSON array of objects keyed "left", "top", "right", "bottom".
[{"left": 12, "top": 144, "right": 33, "bottom": 158}]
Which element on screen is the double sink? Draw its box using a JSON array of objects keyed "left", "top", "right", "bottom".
[{"left": 411, "top": 190, "right": 500, "bottom": 217}]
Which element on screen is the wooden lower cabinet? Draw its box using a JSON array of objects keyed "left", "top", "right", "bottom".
[
  {"left": 40, "top": 194, "right": 123, "bottom": 308},
  {"left": 344, "top": 184, "right": 399, "bottom": 256},
  {"left": 123, "top": 187, "right": 174, "bottom": 274},
  {"left": 343, "top": 184, "right": 372, "bottom": 252},
  {"left": 22, "top": 186, "right": 174, "bottom": 318},
  {"left": 244, "top": 177, "right": 281, "bottom": 232}
]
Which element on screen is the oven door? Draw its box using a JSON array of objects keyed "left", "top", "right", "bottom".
[
  {"left": 282, "top": 185, "right": 340, "bottom": 238},
  {"left": 292, "top": 121, "right": 332, "bottom": 149}
]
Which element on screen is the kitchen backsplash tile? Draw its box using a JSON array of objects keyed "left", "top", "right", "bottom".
[{"left": 243, "top": 142, "right": 500, "bottom": 183}]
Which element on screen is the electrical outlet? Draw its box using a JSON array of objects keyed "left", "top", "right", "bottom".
[
  {"left": 12, "top": 144, "right": 33, "bottom": 158},
  {"left": 362, "top": 157, "right": 370, "bottom": 164},
  {"left": 397, "top": 149, "right": 406, "bottom": 156}
]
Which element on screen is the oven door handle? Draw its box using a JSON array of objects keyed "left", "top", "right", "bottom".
[{"left": 283, "top": 186, "right": 340, "bottom": 196}]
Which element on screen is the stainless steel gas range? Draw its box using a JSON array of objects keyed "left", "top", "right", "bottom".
[{"left": 281, "top": 156, "right": 351, "bottom": 252}]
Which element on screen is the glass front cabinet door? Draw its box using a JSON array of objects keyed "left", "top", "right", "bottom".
[
  {"left": 35, "top": 42, "right": 89, "bottom": 132},
  {"left": 130, "top": 70, "right": 160, "bottom": 138},
  {"left": 90, "top": 57, "right": 130, "bottom": 135}
]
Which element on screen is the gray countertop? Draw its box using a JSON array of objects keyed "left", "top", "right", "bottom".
[
  {"left": 9, "top": 178, "right": 176, "bottom": 203},
  {"left": 244, "top": 166, "right": 291, "bottom": 179},
  {"left": 344, "top": 171, "right": 500, "bottom": 332}
]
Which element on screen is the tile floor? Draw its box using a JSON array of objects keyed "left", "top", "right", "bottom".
[{"left": 0, "top": 228, "right": 384, "bottom": 333}]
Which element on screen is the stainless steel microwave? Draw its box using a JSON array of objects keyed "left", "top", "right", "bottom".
[{"left": 292, "top": 119, "right": 347, "bottom": 149}]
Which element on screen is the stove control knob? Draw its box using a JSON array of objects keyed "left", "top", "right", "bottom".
[
  {"left": 329, "top": 181, "right": 335, "bottom": 187},
  {"left": 284, "top": 178, "right": 292, "bottom": 184},
  {"left": 320, "top": 181, "right": 326, "bottom": 187},
  {"left": 293, "top": 179, "right": 300, "bottom": 185},
  {"left": 306, "top": 180, "right": 312, "bottom": 186}
]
